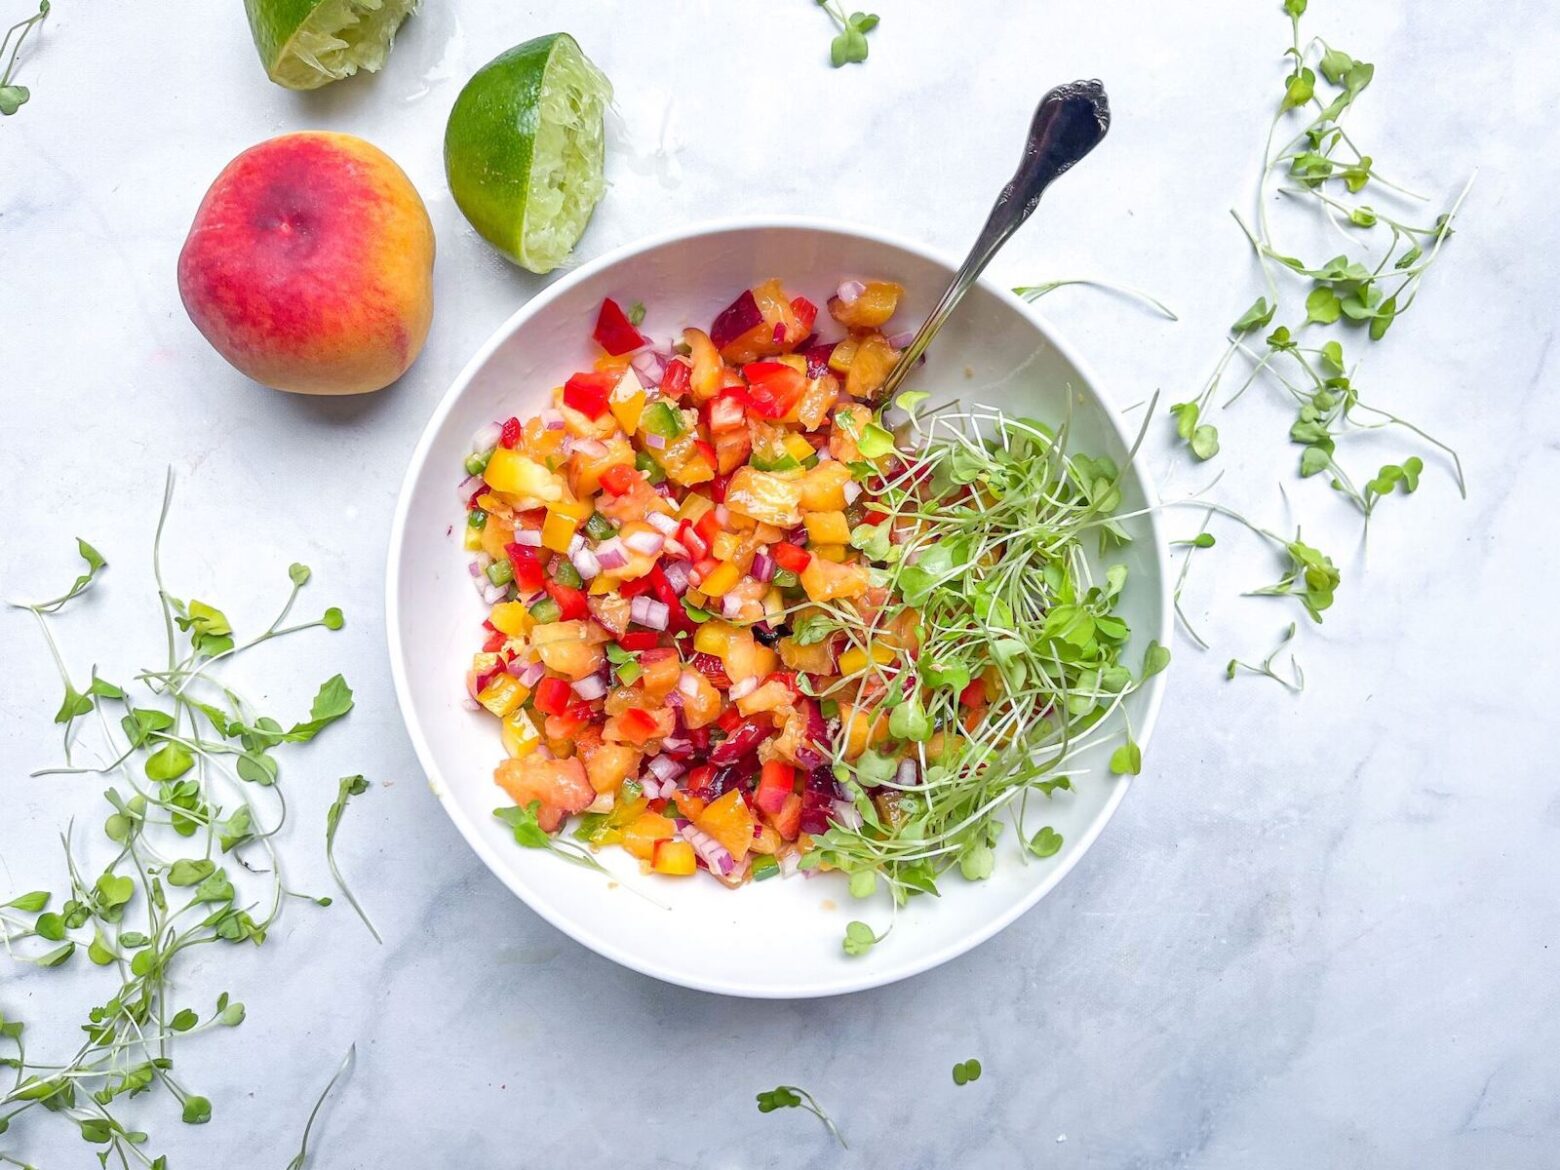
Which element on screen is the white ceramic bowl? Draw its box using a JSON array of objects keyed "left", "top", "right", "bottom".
[{"left": 387, "top": 218, "right": 1170, "bottom": 998}]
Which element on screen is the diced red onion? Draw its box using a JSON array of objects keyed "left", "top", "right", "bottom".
[
  {"left": 772, "top": 321, "right": 787, "bottom": 345},
  {"left": 678, "top": 674, "right": 700, "bottom": 699},
  {"left": 647, "top": 511, "right": 678, "bottom": 536},
  {"left": 596, "top": 539, "right": 629, "bottom": 570},
  {"left": 462, "top": 696, "right": 481, "bottom": 712},
  {"left": 648, "top": 755, "right": 685, "bottom": 783},
  {"left": 644, "top": 432, "right": 667, "bottom": 451},
  {"left": 833, "top": 800, "right": 863, "bottom": 830},
  {"left": 679, "top": 823, "right": 735, "bottom": 876},
  {"left": 817, "top": 449, "right": 833, "bottom": 462},
  {"left": 714, "top": 504, "right": 730, "bottom": 526},
  {"left": 571, "top": 547, "right": 601, "bottom": 581},
  {"left": 631, "top": 349, "right": 668, "bottom": 385},
  {"left": 559, "top": 435, "right": 576, "bottom": 457},
  {"left": 511, "top": 529, "right": 543, "bottom": 548},
  {"left": 896, "top": 758, "right": 920, "bottom": 787},
  {"left": 470, "top": 422, "right": 503, "bottom": 453},
  {"left": 729, "top": 677, "right": 757, "bottom": 700},
  {"left": 540, "top": 410, "right": 564, "bottom": 430},
  {"left": 629, "top": 596, "right": 669, "bottom": 630},
  {"left": 750, "top": 552, "right": 775, "bottom": 583},
  {"left": 843, "top": 480, "right": 862, "bottom": 505},
  {"left": 479, "top": 582, "right": 508, "bottom": 605},
  {"left": 662, "top": 559, "right": 694, "bottom": 596},
  {"left": 458, "top": 474, "right": 483, "bottom": 504},
  {"left": 571, "top": 675, "right": 608, "bottom": 701},
  {"left": 886, "top": 330, "right": 914, "bottom": 350},
  {"left": 504, "top": 657, "right": 528, "bottom": 677},
  {"left": 663, "top": 539, "right": 690, "bottom": 560},
  {"left": 624, "top": 530, "right": 665, "bottom": 556},
  {"left": 780, "top": 852, "right": 801, "bottom": 877},
  {"left": 468, "top": 556, "right": 488, "bottom": 577},
  {"left": 517, "top": 661, "right": 545, "bottom": 687},
  {"left": 721, "top": 593, "right": 744, "bottom": 620},
  {"left": 661, "top": 735, "right": 692, "bottom": 755},
  {"left": 837, "top": 279, "right": 865, "bottom": 304},
  {"left": 641, "top": 776, "right": 664, "bottom": 799}
]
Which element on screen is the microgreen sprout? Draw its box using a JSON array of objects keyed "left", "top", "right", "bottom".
[
  {"left": 494, "top": 802, "right": 609, "bottom": 874},
  {"left": 0, "top": 0, "right": 48, "bottom": 116},
  {"left": 756, "top": 1084, "right": 846, "bottom": 1147},
  {"left": 0, "top": 471, "right": 365, "bottom": 1165},
  {"left": 1175, "top": 0, "right": 1470, "bottom": 518},
  {"left": 951, "top": 1058, "right": 983, "bottom": 1086},
  {"left": 1226, "top": 623, "right": 1306, "bottom": 691},
  {"left": 812, "top": 0, "right": 879, "bottom": 67},
  {"left": 794, "top": 401, "right": 1160, "bottom": 950},
  {"left": 1015, "top": 280, "right": 1179, "bottom": 321}
]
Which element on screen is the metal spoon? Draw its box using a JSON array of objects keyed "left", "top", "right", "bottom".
[{"left": 875, "top": 80, "right": 1112, "bottom": 404}]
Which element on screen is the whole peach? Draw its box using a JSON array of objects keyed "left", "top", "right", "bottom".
[{"left": 177, "top": 132, "right": 435, "bottom": 395}]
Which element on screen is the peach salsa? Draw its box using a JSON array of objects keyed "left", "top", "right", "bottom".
[{"left": 458, "top": 278, "right": 1162, "bottom": 948}]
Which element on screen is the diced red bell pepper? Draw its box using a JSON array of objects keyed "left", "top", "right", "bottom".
[
  {"left": 660, "top": 358, "right": 691, "bottom": 399},
  {"left": 592, "top": 297, "right": 646, "bottom": 356},
  {"left": 691, "top": 438, "right": 717, "bottom": 469},
  {"left": 770, "top": 792, "right": 803, "bottom": 841},
  {"left": 688, "top": 726, "right": 710, "bottom": 752},
  {"left": 684, "top": 764, "right": 717, "bottom": 800},
  {"left": 694, "top": 510, "right": 722, "bottom": 549},
  {"left": 618, "top": 574, "right": 655, "bottom": 599},
  {"left": 959, "top": 678, "right": 987, "bottom": 708},
  {"left": 646, "top": 565, "right": 681, "bottom": 612},
  {"left": 755, "top": 760, "right": 796, "bottom": 815},
  {"left": 504, "top": 543, "right": 546, "bottom": 593},
  {"left": 534, "top": 676, "right": 573, "bottom": 717},
  {"left": 600, "top": 463, "right": 641, "bottom": 496},
  {"left": 708, "top": 471, "right": 734, "bottom": 504},
  {"left": 742, "top": 362, "right": 808, "bottom": 419},
  {"left": 617, "top": 707, "right": 661, "bottom": 746},
  {"left": 544, "top": 579, "right": 589, "bottom": 622},
  {"left": 563, "top": 371, "right": 616, "bottom": 420},
  {"left": 545, "top": 708, "right": 592, "bottom": 741},
  {"left": 706, "top": 388, "right": 749, "bottom": 433},
  {"left": 770, "top": 542, "right": 811, "bottom": 573},
  {"left": 482, "top": 629, "right": 506, "bottom": 653},
  {"left": 710, "top": 715, "right": 771, "bottom": 764},
  {"left": 790, "top": 296, "right": 819, "bottom": 336},
  {"left": 499, "top": 417, "right": 522, "bottom": 448},
  {"left": 691, "top": 557, "right": 719, "bottom": 587},
  {"left": 617, "top": 630, "right": 660, "bottom": 652},
  {"left": 677, "top": 519, "right": 709, "bottom": 561},
  {"left": 716, "top": 707, "right": 743, "bottom": 733}
]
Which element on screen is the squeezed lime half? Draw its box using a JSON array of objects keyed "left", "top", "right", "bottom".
[
  {"left": 245, "top": 0, "right": 419, "bottom": 91},
  {"left": 444, "top": 33, "right": 612, "bottom": 274}
]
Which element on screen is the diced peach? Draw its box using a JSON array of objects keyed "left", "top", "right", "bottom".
[
  {"left": 839, "top": 702, "right": 889, "bottom": 759},
  {"left": 828, "top": 281, "right": 903, "bottom": 329},
  {"left": 568, "top": 435, "right": 635, "bottom": 497},
  {"left": 494, "top": 755, "right": 594, "bottom": 832},
  {"left": 829, "top": 404, "right": 872, "bottom": 463},
  {"left": 651, "top": 837, "right": 697, "bottom": 876},
  {"left": 535, "top": 637, "right": 606, "bottom": 680},
  {"left": 725, "top": 467, "right": 803, "bottom": 528},
  {"left": 768, "top": 792, "right": 803, "bottom": 841},
  {"left": 694, "top": 789, "right": 755, "bottom": 862},
  {"left": 638, "top": 648, "right": 682, "bottom": 701},
  {"left": 778, "top": 636, "right": 834, "bottom": 674},
  {"left": 478, "top": 512, "right": 515, "bottom": 562},
  {"left": 737, "top": 679, "right": 794, "bottom": 717},
  {"left": 845, "top": 332, "right": 897, "bottom": 400},
  {"left": 678, "top": 669, "right": 723, "bottom": 728},
  {"left": 621, "top": 811, "right": 677, "bottom": 860},
  {"left": 684, "top": 328, "right": 725, "bottom": 401},
  {"left": 800, "top": 556, "right": 870, "bottom": 602},
  {"left": 580, "top": 739, "right": 641, "bottom": 795}
]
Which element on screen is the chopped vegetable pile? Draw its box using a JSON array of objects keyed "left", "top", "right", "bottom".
[{"left": 459, "top": 278, "right": 1161, "bottom": 928}]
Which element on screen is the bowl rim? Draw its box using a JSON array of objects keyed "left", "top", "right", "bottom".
[{"left": 386, "top": 213, "right": 1172, "bottom": 998}]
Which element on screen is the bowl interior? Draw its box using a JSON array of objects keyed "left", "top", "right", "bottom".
[{"left": 388, "top": 221, "right": 1168, "bottom": 997}]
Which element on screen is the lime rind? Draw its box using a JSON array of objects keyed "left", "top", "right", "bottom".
[
  {"left": 267, "top": 0, "right": 419, "bottom": 90},
  {"left": 516, "top": 36, "right": 612, "bottom": 273}
]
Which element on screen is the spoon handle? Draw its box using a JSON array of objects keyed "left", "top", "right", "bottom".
[{"left": 876, "top": 80, "right": 1112, "bottom": 403}]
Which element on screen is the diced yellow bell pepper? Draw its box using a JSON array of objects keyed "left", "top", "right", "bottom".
[
  {"left": 551, "top": 498, "right": 594, "bottom": 522},
  {"left": 838, "top": 642, "right": 896, "bottom": 675},
  {"left": 838, "top": 703, "right": 888, "bottom": 759},
  {"left": 500, "top": 709, "right": 542, "bottom": 758},
  {"left": 782, "top": 432, "right": 816, "bottom": 463},
  {"left": 463, "top": 525, "right": 484, "bottom": 552},
  {"left": 489, "top": 601, "right": 533, "bottom": 637},
  {"left": 610, "top": 389, "right": 645, "bottom": 435},
  {"left": 541, "top": 509, "right": 581, "bottom": 554},
  {"left": 700, "top": 561, "right": 742, "bottom": 597},
  {"left": 828, "top": 336, "right": 858, "bottom": 374},
  {"left": 477, "top": 674, "right": 529, "bottom": 718},
  {"left": 594, "top": 352, "right": 632, "bottom": 374},
  {"left": 589, "top": 576, "right": 615, "bottom": 595},
  {"left": 677, "top": 493, "right": 715, "bottom": 523},
  {"left": 804, "top": 511, "right": 851, "bottom": 545},
  {"left": 483, "top": 448, "right": 566, "bottom": 502},
  {"left": 694, "top": 621, "right": 736, "bottom": 655},
  {"left": 810, "top": 544, "right": 848, "bottom": 562}
]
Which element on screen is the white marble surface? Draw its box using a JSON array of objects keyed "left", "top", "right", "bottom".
[{"left": 3, "top": 1, "right": 1559, "bottom": 1166}]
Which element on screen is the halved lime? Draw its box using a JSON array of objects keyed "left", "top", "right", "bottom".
[
  {"left": 244, "top": 0, "right": 419, "bottom": 91},
  {"left": 444, "top": 33, "right": 612, "bottom": 275}
]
